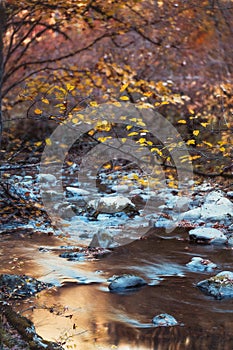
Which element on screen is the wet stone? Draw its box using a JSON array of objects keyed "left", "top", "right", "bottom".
[
  {"left": 59, "top": 251, "right": 86, "bottom": 261},
  {"left": 59, "top": 247, "right": 111, "bottom": 261},
  {"left": 87, "top": 196, "right": 137, "bottom": 216},
  {"left": 189, "top": 227, "right": 227, "bottom": 245},
  {"left": 186, "top": 257, "right": 217, "bottom": 272},
  {"left": 197, "top": 271, "right": 233, "bottom": 299},
  {"left": 152, "top": 313, "right": 179, "bottom": 327},
  {"left": 0, "top": 274, "right": 52, "bottom": 300},
  {"left": 108, "top": 274, "right": 147, "bottom": 292}
]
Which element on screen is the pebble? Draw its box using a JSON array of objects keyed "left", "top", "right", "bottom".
[
  {"left": 108, "top": 274, "right": 147, "bottom": 292},
  {"left": 152, "top": 313, "right": 179, "bottom": 327}
]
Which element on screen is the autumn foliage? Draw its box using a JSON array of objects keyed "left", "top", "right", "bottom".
[{"left": 0, "top": 0, "right": 232, "bottom": 178}]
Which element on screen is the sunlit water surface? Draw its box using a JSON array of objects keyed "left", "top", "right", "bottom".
[{"left": 0, "top": 227, "right": 233, "bottom": 350}]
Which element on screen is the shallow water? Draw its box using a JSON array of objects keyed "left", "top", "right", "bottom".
[{"left": 0, "top": 228, "right": 233, "bottom": 350}]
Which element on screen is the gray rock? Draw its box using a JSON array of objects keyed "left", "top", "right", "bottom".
[
  {"left": 154, "top": 218, "right": 176, "bottom": 230},
  {"left": 89, "top": 230, "right": 116, "bottom": 248},
  {"left": 181, "top": 190, "right": 233, "bottom": 224},
  {"left": 108, "top": 274, "right": 147, "bottom": 292},
  {"left": 66, "top": 187, "right": 90, "bottom": 197},
  {"left": 189, "top": 227, "right": 227, "bottom": 245},
  {"left": 194, "top": 182, "right": 213, "bottom": 192},
  {"left": 152, "top": 313, "right": 178, "bottom": 327},
  {"left": 197, "top": 271, "right": 233, "bottom": 299},
  {"left": 182, "top": 208, "right": 201, "bottom": 220},
  {"left": 38, "top": 173, "right": 57, "bottom": 185},
  {"left": 173, "top": 196, "right": 192, "bottom": 212},
  {"left": 88, "top": 196, "right": 136, "bottom": 214},
  {"left": 53, "top": 202, "right": 75, "bottom": 219},
  {"left": 111, "top": 184, "right": 129, "bottom": 193},
  {"left": 186, "top": 257, "right": 217, "bottom": 272},
  {"left": 200, "top": 191, "right": 233, "bottom": 221},
  {"left": 0, "top": 274, "right": 51, "bottom": 300},
  {"left": 227, "top": 191, "right": 233, "bottom": 198},
  {"left": 228, "top": 236, "right": 233, "bottom": 246}
]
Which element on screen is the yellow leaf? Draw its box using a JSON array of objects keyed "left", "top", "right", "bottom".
[
  {"left": 121, "top": 138, "right": 127, "bottom": 143},
  {"left": 45, "top": 138, "right": 52, "bottom": 146},
  {"left": 72, "top": 118, "right": 79, "bottom": 124},
  {"left": 98, "top": 136, "right": 111, "bottom": 142},
  {"left": 96, "top": 120, "right": 111, "bottom": 132},
  {"left": 146, "top": 141, "right": 153, "bottom": 146},
  {"left": 186, "top": 139, "right": 195, "bottom": 145},
  {"left": 190, "top": 155, "right": 201, "bottom": 160},
  {"left": 34, "top": 141, "right": 42, "bottom": 147},
  {"left": 151, "top": 147, "right": 163, "bottom": 156},
  {"left": 88, "top": 130, "right": 95, "bottom": 136},
  {"left": 201, "top": 122, "right": 209, "bottom": 127},
  {"left": 219, "top": 147, "right": 225, "bottom": 152},
  {"left": 137, "top": 137, "right": 146, "bottom": 144},
  {"left": 193, "top": 130, "right": 200, "bottom": 136},
  {"left": 143, "top": 91, "right": 153, "bottom": 97},
  {"left": 103, "top": 163, "right": 111, "bottom": 169},
  {"left": 203, "top": 141, "right": 213, "bottom": 147},
  {"left": 188, "top": 108, "right": 195, "bottom": 114},
  {"left": 178, "top": 119, "right": 186, "bottom": 124},
  {"left": 34, "top": 108, "right": 42, "bottom": 115},
  {"left": 126, "top": 125, "right": 133, "bottom": 130},
  {"left": 128, "top": 132, "right": 139, "bottom": 137},
  {"left": 41, "top": 98, "right": 49, "bottom": 104},
  {"left": 112, "top": 101, "right": 121, "bottom": 107},
  {"left": 137, "top": 120, "right": 146, "bottom": 126},
  {"left": 132, "top": 174, "right": 139, "bottom": 180},
  {"left": 90, "top": 101, "right": 99, "bottom": 107},
  {"left": 120, "top": 96, "right": 129, "bottom": 101},
  {"left": 66, "top": 161, "right": 74, "bottom": 166},
  {"left": 66, "top": 83, "right": 75, "bottom": 91},
  {"left": 120, "top": 83, "right": 129, "bottom": 92}
]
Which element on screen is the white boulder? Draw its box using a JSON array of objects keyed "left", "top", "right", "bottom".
[
  {"left": 189, "top": 227, "right": 227, "bottom": 245},
  {"left": 88, "top": 196, "right": 135, "bottom": 214},
  {"left": 201, "top": 191, "right": 233, "bottom": 221}
]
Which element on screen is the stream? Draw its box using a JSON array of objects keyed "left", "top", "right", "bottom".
[{"left": 0, "top": 226, "right": 232, "bottom": 350}]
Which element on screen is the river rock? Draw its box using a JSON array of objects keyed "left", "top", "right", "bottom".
[
  {"left": 197, "top": 271, "right": 233, "bottom": 299},
  {"left": 89, "top": 230, "right": 116, "bottom": 248},
  {"left": 38, "top": 173, "right": 57, "bottom": 186},
  {"left": 181, "top": 190, "right": 233, "bottom": 223},
  {"left": 88, "top": 196, "right": 136, "bottom": 215},
  {"left": 200, "top": 191, "right": 233, "bottom": 222},
  {"left": 182, "top": 208, "right": 201, "bottom": 220},
  {"left": 227, "top": 191, "right": 233, "bottom": 198},
  {"left": 111, "top": 184, "right": 129, "bottom": 193},
  {"left": 173, "top": 196, "right": 191, "bottom": 212},
  {"left": 189, "top": 227, "right": 227, "bottom": 244},
  {"left": 186, "top": 257, "right": 217, "bottom": 272},
  {"left": 0, "top": 274, "right": 51, "bottom": 300},
  {"left": 152, "top": 313, "right": 178, "bottom": 327},
  {"left": 66, "top": 187, "right": 90, "bottom": 197},
  {"left": 108, "top": 274, "right": 147, "bottom": 292}
]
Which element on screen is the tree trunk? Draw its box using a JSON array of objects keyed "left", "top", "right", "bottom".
[{"left": 0, "top": 1, "right": 6, "bottom": 148}]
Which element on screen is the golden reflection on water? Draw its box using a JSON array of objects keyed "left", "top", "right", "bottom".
[{"left": 1, "top": 231, "right": 233, "bottom": 350}]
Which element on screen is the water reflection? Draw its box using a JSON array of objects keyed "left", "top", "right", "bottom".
[{"left": 1, "top": 229, "right": 233, "bottom": 349}]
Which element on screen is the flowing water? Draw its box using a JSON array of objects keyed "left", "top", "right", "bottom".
[{"left": 0, "top": 227, "right": 233, "bottom": 350}]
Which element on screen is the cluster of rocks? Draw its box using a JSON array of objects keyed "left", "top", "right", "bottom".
[{"left": 0, "top": 273, "right": 52, "bottom": 300}]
